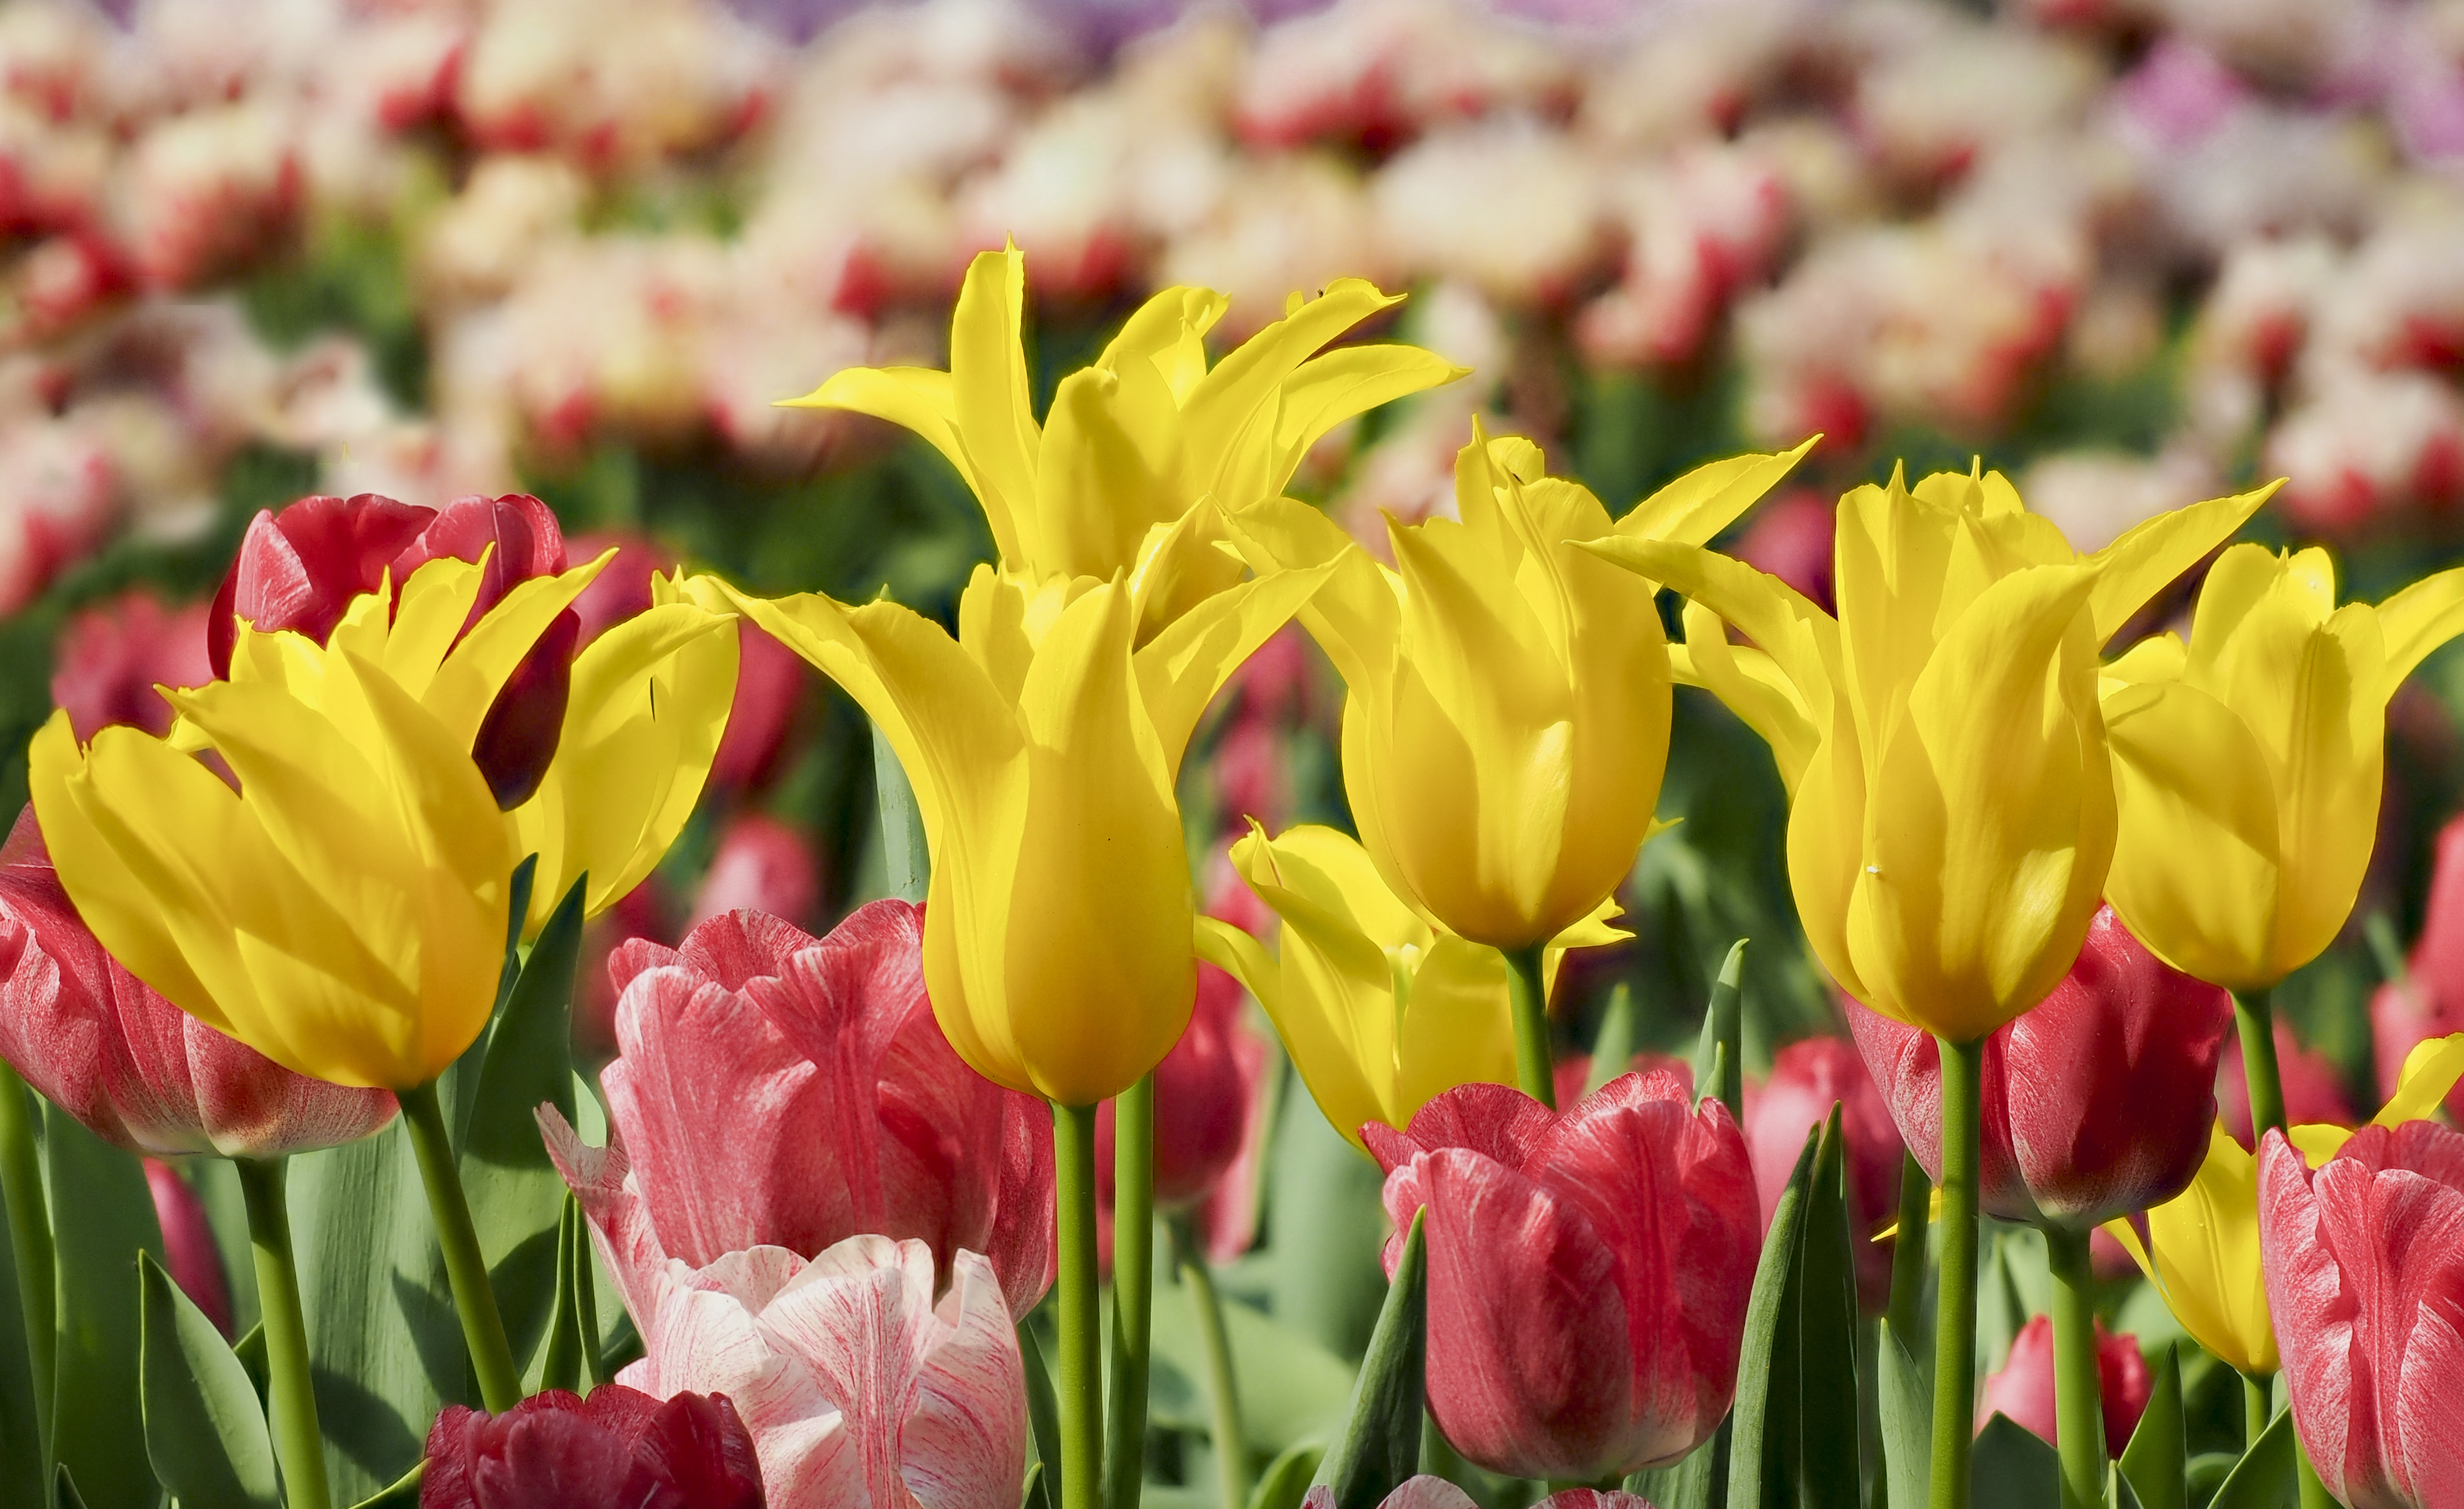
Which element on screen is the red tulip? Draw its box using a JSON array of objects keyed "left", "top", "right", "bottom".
[
  {"left": 1099, "top": 964, "right": 1268, "bottom": 1210},
  {"left": 689, "top": 815, "right": 820, "bottom": 931},
  {"left": 1303, "top": 1478, "right": 1651, "bottom": 1509},
  {"left": 1976, "top": 1314, "right": 2152, "bottom": 1457},
  {"left": 1849, "top": 905, "right": 2231, "bottom": 1227},
  {"left": 596, "top": 901, "right": 1054, "bottom": 1316},
  {"left": 2257, "top": 1120, "right": 2464, "bottom": 1509},
  {"left": 1365, "top": 1072, "right": 1759, "bottom": 1481},
  {"left": 2218, "top": 1021, "right": 2355, "bottom": 1152},
  {"left": 1744, "top": 1037, "right": 1905, "bottom": 1306},
  {"left": 0, "top": 807, "right": 397, "bottom": 1158},
  {"left": 143, "top": 1157, "right": 233, "bottom": 1337},
  {"left": 206, "top": 492, "right": 434, "bottom": 676},
  {"left": 1734, "top": 487, "right": 1836, "bottom": 614},
  {"left": 575, "top": 878, "right": 676, "bottom": 1060},
  {"left": 50, "top": 591, "right": 213, "bottom": 741},
  {"left": 2372, "top": 813, "right": 2464, "bottom": 1115},
  {"left": 1551, "top": 1051, "right": 1692, "bottom": 1122},
  {"left": 421, "top": 1387, "right": 765, "bottom": 1509}
]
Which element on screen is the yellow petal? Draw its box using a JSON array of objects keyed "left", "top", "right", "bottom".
[
  {"left": 1391, "top": 934, "right": 1519, "bottom": 1132},
  {"left": 2082, "top": 480, "right": 2277, "bottom": 647},
  {"left": 950, "top": 245, "right": 1043, "bottom": 563},
  {"left": 2375, "top": 564, "right": 2464, "bottom": 687},
  {"left": 1679, "top": 601, "right": 1819, "bottom": 794},
  {"left": 2110, "top": 1124, "right": 2275, "bottom": 1376},
  {"left": 1614, "top": 435, "right": 1818, "bottom": 546},
  {"left": 2373, "top": 1032, "right": 2464, "bottom": 1129},
  {"left": 1133, "top": 562, "right": 1334, "bottom": 776},
  {"left": 1220, "top": 497, "right": 1401, "bottom": 701},
  {"left": 424, "top": 550, "right": 612, "bottom": 749}
]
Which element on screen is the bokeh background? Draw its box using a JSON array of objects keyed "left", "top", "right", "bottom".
[{"left": 5, "top": 0, "right": 2464, "bottom": 1490}]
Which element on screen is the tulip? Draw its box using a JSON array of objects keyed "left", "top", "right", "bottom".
[
  {"left": 0, "top": 807, "right": 398, "bottom": 1157},
  {"left": 1977, "top": 1314, "right": 2152, "bottom": 1457},
  {"left": 1099, "top": 962, "right": 1265, "bottom": 1213},
  {"left": 144, "top": 1158, "right": 233, "bottom": 1338},
  {"left": 1230, "top": 430, "right": 1811, "bottom": 958},
  {"left": 1302, "top": 1479, "right": 1652, "bottom": 1509},
  {"left": 596, "top": 901, "right": 1054, "bottom": 1316},
  {"left": 1846, "top": 905, "right": 2233, "bottom": 1229},
  {"left": 2370, "top": 813, "right": 2464, "bottom": 1114},
  {"left": 1196, "top": 822, "right": 1621, "bottom": 1154},
  {"left": 2102, "top": 544, "right": 2464, "bottom": 994},
  {"left": 205, "top": 491, "right": 433, "bottom": 674},
  {"left": 2218, "top": 1022, "right": 2354, "bottom": 1152},
  {"left": 1744, "top": 1036, "right": 1905, "bottom": 1306},
  {"left": 2257, "top": 1120, "right": 2464, "bottom": 1509},
  {"left": 787, "top": 244, "right": 1460, "bottom": 643},
  {"left": 50, "top": 590, "right": 213, "bottom": 740},
  {"left": 1366, "top": 1073, "right": 1759, "bottom": 1480},
  {"left": 688, "top": 813, "right": 821, "bottom": 930},
  {"left": 547, "top": 1119, "right": 1027, "bottom": 1509},
  {"left": 421, "top": 1387, "right": 766, "bottom": 1509}
]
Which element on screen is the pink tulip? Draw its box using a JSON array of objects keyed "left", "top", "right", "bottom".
[
  {"left": 0, "top": 808, "right": 396, "bottom": 1159},
  {"left": 575, "top": 878, "right": 677, "bottom": 1060},
  {"left": 1849, "top": 905, "right": 2231, "bottom": 1227},
  {"left": 207, "top": 492, "right": 435, "bottom": 676},
  {"left": 594, "top": 901, "right": 1054, "bottom": 1316},
  {"left": 2219, "top": 1022, "right": 2355, "bottom": 1152},
  {"left": 689, "top": 815, "right": 821, "bottom": 931},
  {"left": 1365, "top": 1072, "right": 1759, "bottom": 1481},
  {"left": 1550, "top": 1052, "right": 1692, "bottom": 1122},
  {"left": 2257, "top": 1120, "right": 2464, "bottom": 1509},
  {"left": 545, "top": 1120, "right": 1024, "bottom": 1509},
  {"left": 50, "top": 590, "right": 213, "bottom": 741},
  {"left": 1976, "top": 1314, "right": 2152, "bottom": 1457},
  {"left": 1302, "top": 1477, "right": 1653, "bottom": 1509},
  {"left": 2372, "top": 813, "right": 2464, "bottom": 1115},
  {"left": 1734, "top": 487, "right": 1836, "bottom": 614},
  {"left": 1099, "top": 964, "right": 1266, "bottom": 1212},
  {"left": 1744, "top": 1037, "right": 1905, "bottom": 1306},
  {"left": 144, "top": 1158, "right": 233, "bottom": 1337},
  {"left": 424, "top": 1386, "right": 766, "bottom": 1508}
]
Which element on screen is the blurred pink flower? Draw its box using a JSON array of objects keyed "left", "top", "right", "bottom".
[
  {"left": 50, "top": 590, "right": 212, "bottom": 741},
  {"left": 144, "top": 1157, "right": 233, "bottom": 1338},
  {"left": 690, "top": 815, "right": 821, "bottom": 932},
  {"left": 2219, "top": 1022, "right": 2357, "bottom": 1152},
  {"left": 1977, "top": 1314, "right": 2152, "bottom": 1457}
]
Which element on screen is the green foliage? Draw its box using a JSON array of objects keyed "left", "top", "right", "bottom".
[
  {"left": 1971, "top": 1414, "right": 2060, "bottom": 1509},
  {"left": 2120, "top": 1344, "right": 2188, "bottom": 1509},
  {"left": 138, "top": 1252, "right": 277, "bottom": 1509},
  {"left": 44, "top": 1104, "right": 165, "bottom": 1509},
  {"left": 1311, "top": 1213, "right": 1426, "bottom": 1509},
  {"left": 1726, "top": 1103, "right": 1860, "bottom": 1509},
  {"left": 2205, "top": 1410, "right": 2296, "bottom": 1509}
]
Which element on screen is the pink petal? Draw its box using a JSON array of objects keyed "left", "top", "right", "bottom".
[
  {"left": 2260, "top": 1130, "right": 2367, "bottom": 1502},
  {"left": 904, "top": 1250, "right": 1029, "bottom": 1509}
]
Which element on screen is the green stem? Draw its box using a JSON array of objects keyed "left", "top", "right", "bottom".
[
  {"left": 399, "top": 1081, "right": 521, "bottom": 1412},
  {"left": 2044, "top": 1225, "right": 2104, "bottom": 1509},
  {"left": 1106, "top": 1075, "right": 1154, "bottom": 1509},
  {"left": 2241, "top": 1373, "right": 2270, "bottom": 1451},
  {"left": 1170, "top": 1218, "right": 1248, "bottom": 1509},
  {"left": 0, "top": 1060, "right": 53, "bottom": 1455},
  {"left": 2234, "top": 988, "right": 2287, "bottom": 1141},
  {"left": 1930, "top": 1034, "right": 1984, "bottom": 1509},
  {"left": 236, "top": 1158, "right": 331, "bottom": 1509},
  {"left": 1054, "top": 1102, "right": 1105, "bottom": 1509},
  {"left": 1889, "top": 1150, "right": 1932, "bottom": 1346},
  {"left": 1503, "top": 944, "right": 1555, "bottom": 1109},
  {"left": 2297, "top": 1448, "right": 2336, "bottom": 1508}
]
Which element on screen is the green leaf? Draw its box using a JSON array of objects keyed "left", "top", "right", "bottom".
[
  {"left": 1725, "top": 1103, "right": 1859, "bottom": 1509},
  {"left": 1312, "top": 1212, "right": 1425, "bottom": 1509},
  {"left": 1875, "top": 1317, "right": 1930, "bottom": 1509},
  {"left": 1628, "top": 1430, "right": 1722, "bottom": 1509},
  {"left": 138, "top": 1253, "right": 277, "bottom": 1509},
  {"left": 1584, "top": 983, "right": 1638, "bottom": 1098},
  {"left": 462, "top": 873, "right": 587, "bottom": 1386},
  {"left": 343, "top": 1461, "right": 423, "bottom": 1509},
  {"left": 184, "top": 1161, "right": 262, "bottom": 1342},
  {"left": 1020, "top": 1321, "right": 1064, "bottom": 1482},
  {"left": 231, "top": 1323, "right": 267, "bottom": 1406},
  {"left": 453, "top": 854, "right": 539, "bottom": 1147},
  {"left": 2109, "top": 1461, "right": 2145, "bottom": 1509},
  {"left": 2205, "top": 1408, "right": 2296, "bottom": 1509},
  {"left": 44, "top": 1103, "right": 164, "bottom": 1509},
  {"left": 1691, "top": 940, "right": 1748, "bottom": 1121},
  {"left": 1977, "top": 1229, "right": 2034, "bottom": 1382},
  {"left": 2118, "top": 1342, "right": 2184, "bottom": 1509},
  {"left": 55, "top": 1464, "right": 86, "bottom": 1509},
  {"left": 1150, "top": 1274, "right": 1354, "bottom": 1456},
  {"left": 0, "top": 1118, "right": 42, "bottom": 1509},
  {"left": 1244, "top": 1445, "right": 1324, "bottom": 1509},
  {"left": 1022, "top": 1460, "right": 1053, "bottom": 1509},
  {"left": 1971, "top": 1414, "right": 2059, "bottom": 1509},
  {"left": 874, "top": 722, "right": 929, "bottom": 903},
  {"left": 535, "top": 1194, "right": 587, "bottom": 1395},
  {"left": 1260, "top": 1087, "right": 1389, "bottom": 1360}
]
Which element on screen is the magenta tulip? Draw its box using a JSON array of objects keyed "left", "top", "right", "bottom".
[
  {"left": 688, "top": 815, "right": 821, "bottom": 932},
  {"left": 1976, "top": 1314, "right": 2153, "bottom": 1456},
  {"left": 2219, "top": 1021, "right": 2356, "bottom": 1152},
  {"left": 0, "top": 808, "right": 396, "bottom": 1158},
  {"left": 2258, "top": 1120, "right": 2464, "bottom": 1509},
  {"left": 144, "top": 1157, "right": 234, "bottom": 1337},
  {"left": 50, "top": 590, "right": 213, "bottom": 741},
  {"left": 1365, "top": 1072, "right": 1759, "bottom": 1481},
  {"left": 1744, "top": 1037, "right": 1905, "bottom": 1306},
  {"left": 594, "top": 900, "right": 1054, "bottom": 1316},
  {"left": 545, "top": 1119, "right": 1025, "bottom": 1509},
  {"left": 421, "top": 1386, "right": 766, "bottom": 1509},
  {"left": 1302, "top": 1479, "right": 1653, "bottom": 1509},
  {"left": 206, "top": 492, "right": 435, "bottom": 675},
  {"left": 1848, "top": 905, "right": 2231, "bottom": 1227}
]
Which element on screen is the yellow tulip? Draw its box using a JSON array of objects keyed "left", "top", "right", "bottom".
[
  {"left": 27, "top": 555, "right": 622, "bottom": 1088},
  {"left": 2104, "top": 1124, "right": 2276, "bottom": 1377},
  {"left": 1195, "top": 821, "right": 1623, "bottom": 1152},
  {"left": 684, "top": 561, "right": 1327, "bottom": 1106},
  {"left": 1227, "top": 429, "right": 1808, "bottom": 950},
  {"left": 786, "top": 244, "right": 1461, "bottom": 640},
  {"left": 2101, "top": 545, "right": 2464, "bottom": 991},
  {"left": 1582, "top": 467, "right": 2273, "bottom": 1042}
]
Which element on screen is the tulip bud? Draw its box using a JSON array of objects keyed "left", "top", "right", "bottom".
[
  {"left": 2218, "top": 1021, "right": 2354, "bottom": 1151},
  {"left": 687, "top": 814, "right": 819, "bottom": 931},
  {"left": 0, "top": 808, "right": 398, "bottom": 1157},
  {"left": 1368, "top": 1073, "right": 1759, "bottom": 1480},
  {"left": 1744, "top": 1037, "right": 1905, "bottom": 1306},
  {"left": 1977, "top": 1314, "right": 2152, "bottom": 1457},
  {"left": 1099, "top": 964, "right": 1267, "bottom": 1212},
  {"left": 2257, "top": 1121, "right": 2464, "bottom": 1509},
  {"left": 207, "top": 492, "right": 434, "bottom": 677},
  {"left": 143, "top": 1157, "right": 233, "bottom": 1338},
  {"left": 50, "top": 591, "right": 213, "bottom": 741},
  {"left": 1849, "top": 905, "right": 2231, "bottom": 1228},
  {"left": 421, "top": 1387, "right": 766, "bottom": 1509}
]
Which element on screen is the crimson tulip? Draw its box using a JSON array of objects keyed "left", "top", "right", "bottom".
[
  {"left": 595, "top": 900, "right": 1054, "bottom": 1316},
  {"left": 1848, "top": 905, "right": 2231, "bottom": 1227},
  {"left": 2218, "top": 1021, "right": 2356, "bottom": 1151},
  {"left": 1099, "top": 963, "right": 1266, "bottom": 1213},
  {"left": 421, "top": 1386, "right": 766, "bottom": 1509},
  {"left": 1365, "top": 1072, "right": 1759, "bottom": 1481},
  {"left": 688, "top": 814, "right": 821, "bottom": 931},
  {"left": 1976, "top": 1314, "right": 2152, "bottom": 1456},
  {"left": 205, "top": 492, "right": 434, "bottom": 674},
  {"left": 144, "top": 1157, "right": 233, "bottom": 1337},
  {"left": 1551, "top": 1052, "right": 1692, "bottom": 1122},
  {"left": 2258, "top": 1120, "right": 2464, "bottom": 1509},
  {"left": 0, "top": 807, "right": 396, "bottom": 1158},
  {"left": 1302, "top": 1479, "right": 1651, "bottom": 1509},
  {"left": 50, "top": 590, "right": 213, "bottom": 741},
  {"left": 1744, "top": 1037, "right": 1905, "bottom": 1306}
]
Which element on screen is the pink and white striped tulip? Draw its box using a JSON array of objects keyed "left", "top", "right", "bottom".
[{"left": 1302, "top": 1478, "right": 1656, "bottom": 1509}]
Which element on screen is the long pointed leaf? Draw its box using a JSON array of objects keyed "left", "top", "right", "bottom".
[
  {"left": 139, "top": 1252, "right": 277, "bottom": 1509},
  {"left": 1971, "top": 1414, "right": 2059, "bottom": 1509},
  {"left": 1875, "top": 1318, "right": 1930, "bottom": 1509},
  {"left": 1628, "top": 1433, "right": 1721, "bottom": 1509},
  {"left": 44, "top": 1103, "right": 163, "bottom": 1509},
  {"left": 1792, "top": 1106, "right": 1859, "bottom": 1506},
  {"left": 1311, "top": 1213, "right": 1425, "bottom": 1509},
  {"left": 0, "top": 1117, "right": 41, "bottom": 1509},
  {"left": 874, "top": 721, "right": 929, "bottom": 903},
  {"left": 2206, "top": 1409, "right": 2296, "bottom": 1509},
  {"left": 1692, "top": 941, "right": 1748, "bottom": 1121},
  {"left": 534, "top": 1195, "right": 586, "bottom": 1395},
  {"left": 1725, "top": 1117, "right": 1814, "bottom": 1509},
  {"left": 1245, "top": 1446, "right": 1323, "bottom": 1509},
  {"left": 1584, "top": 984, "right": 1638, "bottom": 1098},
  {"left": 2118, "top": 1343, "right": 2184, "bottom": 1509}
]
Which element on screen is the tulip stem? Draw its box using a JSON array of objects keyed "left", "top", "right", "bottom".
[
  {"left": 1054, "top": 1101, "right": 1105, "bottom": 1509},
  {"left": 235, "top": 1157, "right": 332, "bottom": 1509},
  {"left": 2233, "top": 988, "right": 2286, "bottom": 1140},
  {"left": 1888, "top": 1150, "right": 1932, "bottom": 1346},
  {"left": 1106, "top": 1074, "right": 1155, "bottom": 1509},
  {"left": 399, "top": 1080, "right": 522, "bottom": 1412},
  {"left": 1169, "top": 1217, "right": 1248, "bottom": 1509},
  {"left": 0, "top": 1060, "right": 53, "bottom": 1456},
  {"left": 1930, "top": 1033, "right": 1984, "bottom": 1509},
  {"left": 2044, "top": 1225, "right": 2104, "bottom": 1509},
  {"left": 1503, "top": 944, "right": 1555, "bottom": 1109},
  {"left": 2241, "top": 1373, "right": 2271, "bottom": 1451}
]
